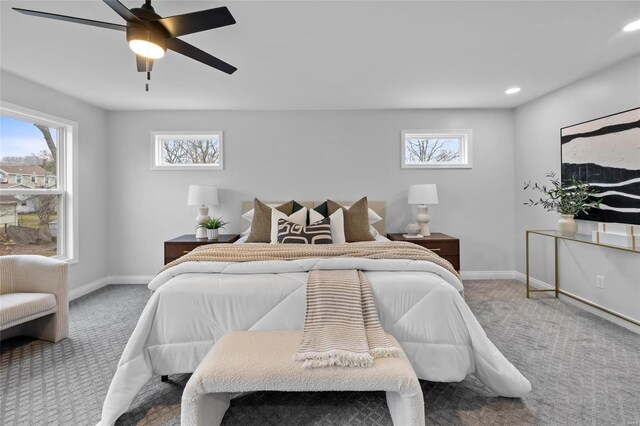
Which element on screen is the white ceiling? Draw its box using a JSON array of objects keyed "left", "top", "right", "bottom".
[{"left": 1, "top": 1, "right": 640, "bottom": 111}]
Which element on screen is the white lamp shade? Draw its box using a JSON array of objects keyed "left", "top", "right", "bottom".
[
  {"left": 187, "top": 185, "right": 219, "bottom": 206},
  {"left": 408, "top": 184, "right": 438, "bottom": 205}
]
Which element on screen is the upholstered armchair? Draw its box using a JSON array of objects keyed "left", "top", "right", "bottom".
[{"left": 0, "top": 255, "right": 69, "bottom": 342}]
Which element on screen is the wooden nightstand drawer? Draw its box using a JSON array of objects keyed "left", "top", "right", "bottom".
[
  {"left": 165, "top": 244, "right": 200, "bottom": 259},
  {"left": 414, "top": 241, "right": 459, "bottom": 256},
  {"left": 164, "top": 234, "right": 240, "bottom": 265},
  {"left": 386, "top": 233, "right": 460, "bottom": 271}
]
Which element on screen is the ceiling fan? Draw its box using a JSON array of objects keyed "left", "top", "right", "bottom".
[{"left": 14, "top": 0, "right": 237, "bottom": 90}]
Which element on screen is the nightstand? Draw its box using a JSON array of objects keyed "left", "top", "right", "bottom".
[
  {"left": 386, "top": 233, "right": 460, "bottom": 271},
  {"left": 164, "top": 234, "right": 240, "bottom": 265}
]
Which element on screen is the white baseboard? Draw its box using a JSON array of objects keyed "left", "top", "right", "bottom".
[
  {"left": 69, "top": 276, "right": 112, "bottom": 301},
  {"left": 460, "top": 270, "right": 517, "bottom": 280},
  {"left": 68, "top": 275, "right": 152, "bottom": 301},
  {"left": 107, "top": 275, "right": 153, "bottom": 285},
  {"left": 512, "top": 271, "right": 552, "bottom": 289}
]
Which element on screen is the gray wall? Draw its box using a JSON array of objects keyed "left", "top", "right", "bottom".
[
  {"left": 1, "top": 70, "right": 110, "bottom": 292},
  {"left": 107, "top": 109, "right": 515, "bottom": 275},
  {"left": 4, "top": 53, "right": 637, "bottom": 324},
  {"left": 514, "top": 55, "right": 640, "bottom": 322}
]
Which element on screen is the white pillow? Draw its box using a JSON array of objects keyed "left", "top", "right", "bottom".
[
  {"left": 343, "top": 206, "right": 382, "bottom": 225},
  {"left": 369, "top": 225, "right": 379, "bottom": 238},
  {"left": 309, "top": 208, "right": 346, "bottom": 244},
  {"left": 271, "top": 207, "right": 308, "bottom": 243}
]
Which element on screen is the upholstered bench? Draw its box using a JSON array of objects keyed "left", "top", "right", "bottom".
[{"left": 181, "top": 330, "right": 425, "bottom": 426}]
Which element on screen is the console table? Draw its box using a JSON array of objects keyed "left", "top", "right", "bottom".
[{"left": 525, "top": 230, "right": 640, "bottom": 327}]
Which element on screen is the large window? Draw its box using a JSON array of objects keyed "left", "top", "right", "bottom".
[
  {"left": 401, "top": 129, "right": 472, "bottom": 169},
  {"left": 0, "top": 102, "right": 77, "bottom": 261},
  {"left": 151, "top": 131, "right": 223, "bottom": 170}
]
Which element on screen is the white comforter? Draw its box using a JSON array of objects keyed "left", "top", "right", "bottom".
[{"left": 100, "top": 257, "right": 531, "bottom": 426}]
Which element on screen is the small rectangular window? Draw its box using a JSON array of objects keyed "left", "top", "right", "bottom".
[
  {"left": 151, "top": 131, "right": 223, "bottom": 170},
  {"left": 401, "top": 130, "right": 472, "bottom": 169}
]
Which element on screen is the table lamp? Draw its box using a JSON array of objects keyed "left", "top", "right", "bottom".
[
  {"left": 187, "top": 185, "right": 219, "bottom": 238},
  {"left": 408, "top": 184, "right": 439, "bottom": 236}
]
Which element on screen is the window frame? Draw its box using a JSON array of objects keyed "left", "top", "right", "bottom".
[
  {"left": 401, "top": 129, "right": 473, "bottom": 169},
  {"left": 0, "top": 101, "right": 78, "bottom": 264},
  {"left": 150, "top": 131, "right": 224, "bottom": 171}
]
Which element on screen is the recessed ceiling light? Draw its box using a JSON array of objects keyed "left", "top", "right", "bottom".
[
  {"left": 505, "top": 87, "right": 521, "bottom": 95},
  {"left": 623, "top": 18, "right": 640, "bottom": 32}
]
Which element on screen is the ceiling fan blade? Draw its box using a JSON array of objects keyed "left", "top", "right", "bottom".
[
  {"left": 13, "top": 8, "right": 126, "bottom": 31},
  {"left": 166, "top": 38, "right": 236, "bottom": 74},
  {"left": 103, "top": 0, "right": 143, "bottom": 24},
  {"left": 136, "top": 55, "right": 154, "bottom": 72},
  {"left": 155, "top": 6, "right": 236, "bottom": 38}
]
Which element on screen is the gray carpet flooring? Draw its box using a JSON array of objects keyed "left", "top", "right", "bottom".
[{"left": 1, "top": 280, "right": 639, "bottom": 425}]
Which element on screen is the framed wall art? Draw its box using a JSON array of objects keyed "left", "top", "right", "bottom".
[{"left": 561, "top": 107, "right": 640, "bottom": 225}]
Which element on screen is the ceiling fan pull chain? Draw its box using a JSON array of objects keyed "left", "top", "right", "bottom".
[{"left": 145, "top": 32, "right": 151, "bottom": 92}]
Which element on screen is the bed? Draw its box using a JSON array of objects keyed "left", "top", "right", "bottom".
[{"left": 100, "top": 200, "right": 531, "bottom": 426}]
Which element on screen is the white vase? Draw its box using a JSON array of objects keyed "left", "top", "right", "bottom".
[
  {"left": 405, "top": 223, "right": 421, "bottom": 235},
  {"left": 558, "top": 214, "right": 577, "bottom": 236},
  {"left": 207, "top": 229, "right": 219, "bottom": 240}
]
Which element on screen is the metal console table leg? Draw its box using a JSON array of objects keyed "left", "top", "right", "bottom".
[
  {"left": 525, "top": 229, "right": 640, "bottom": 327},
  {"left": 526, "top": 231, "right": 559, "bottom": 298}
]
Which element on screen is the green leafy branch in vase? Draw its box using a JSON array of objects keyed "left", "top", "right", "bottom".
[{"left": 523, "top": 171, "right": 602, "bottom": 215}]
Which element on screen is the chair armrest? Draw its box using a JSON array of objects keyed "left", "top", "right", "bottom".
[{"left": 5, "top": 255, "right": 68, "bottom": 300}]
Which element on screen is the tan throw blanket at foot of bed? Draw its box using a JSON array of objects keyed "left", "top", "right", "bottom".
[{"left": 295, "top": 269, "right": 400, "bottom": 368}]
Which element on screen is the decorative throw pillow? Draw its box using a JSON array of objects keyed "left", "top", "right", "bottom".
[
  {"left": 271, "top": 207, "right": 308, "bottom": 242},
  {"left": 308, "top": 207, "right": 345, "bottom": 243},
  {"left": 242, "top": 201, "right": 304, "bottom": 224},
  {"left": 338, "top": 204, "right": 382, "bottom": 225},
  {"left": 277, "top": 217, "right": 333, "bottom": 244},
  {"left": 312, "top": 201, "right": 330, "bottom": 219},
  {"left": 327, "top": 197, "right": 374, "bottom": 242},
  {"left": 246, "top": 199, "right": 301, "bottom": 243}
]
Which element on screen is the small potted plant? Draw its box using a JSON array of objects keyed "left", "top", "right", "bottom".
[
  {"left": 524, "top": 171, "right": 601, "bottom": 236},
  {"left": 196, "top": 216, "right": 229, "bottom": 240}
]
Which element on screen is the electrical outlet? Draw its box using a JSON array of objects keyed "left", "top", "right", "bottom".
[{"left": 596, "top": 275, "right": 605, "bottom": 289}]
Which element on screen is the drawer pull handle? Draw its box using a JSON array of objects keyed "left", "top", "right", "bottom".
[
  {"left": 429, "top": 248, "right": 441, "bottom": 251},
  {"left": 183, "top": 250, "right": 191, "bottom": 254}
]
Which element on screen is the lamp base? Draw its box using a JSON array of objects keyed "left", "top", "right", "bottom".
[
  {"left": 416, "top": 205, "right": 431, "bottom": 237},
  {"left": 195, "top": 206, "right": 210, "bottom": 239},
  {"left": 418, "top": 223, "right": 431, "bottom": 237}
]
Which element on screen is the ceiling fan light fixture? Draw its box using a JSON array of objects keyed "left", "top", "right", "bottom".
[
  {"left": 623, "top": 18, "right": 640, "bottom": 32},
  {"left": 127, "top": 25, "right": 166, "bottom": 59},
  {"left": 129, "top": 39, "right": 165, "bottom": 58}
]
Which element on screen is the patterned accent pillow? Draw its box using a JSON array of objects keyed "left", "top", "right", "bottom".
[{"left": 277, "top": 217, "right": 333, "bottom": 244}]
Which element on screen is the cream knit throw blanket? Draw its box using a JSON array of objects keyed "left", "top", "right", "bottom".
[
  {"left": 160, "top": 241, "right": 460, "bottom": 279},
  {"left": 294, "top": 269, "right": 399, "bottom": 368}
]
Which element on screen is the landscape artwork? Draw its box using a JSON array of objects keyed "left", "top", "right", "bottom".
[{"left": 561, "top": 107, "right": 640, "bottom": 225}]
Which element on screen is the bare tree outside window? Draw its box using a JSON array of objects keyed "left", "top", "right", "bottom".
[
  {"left": 405, "top": 138, "right": 460, "bottom": 164},
  {"left": 401, "top": 130, "right": 472, "bottom": 169},
  {"left": 163, "top": 138, "right": 220, "bottom": 165},
  {"left": 151, "top": 132, "right": 224, "bottom": 170}
]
